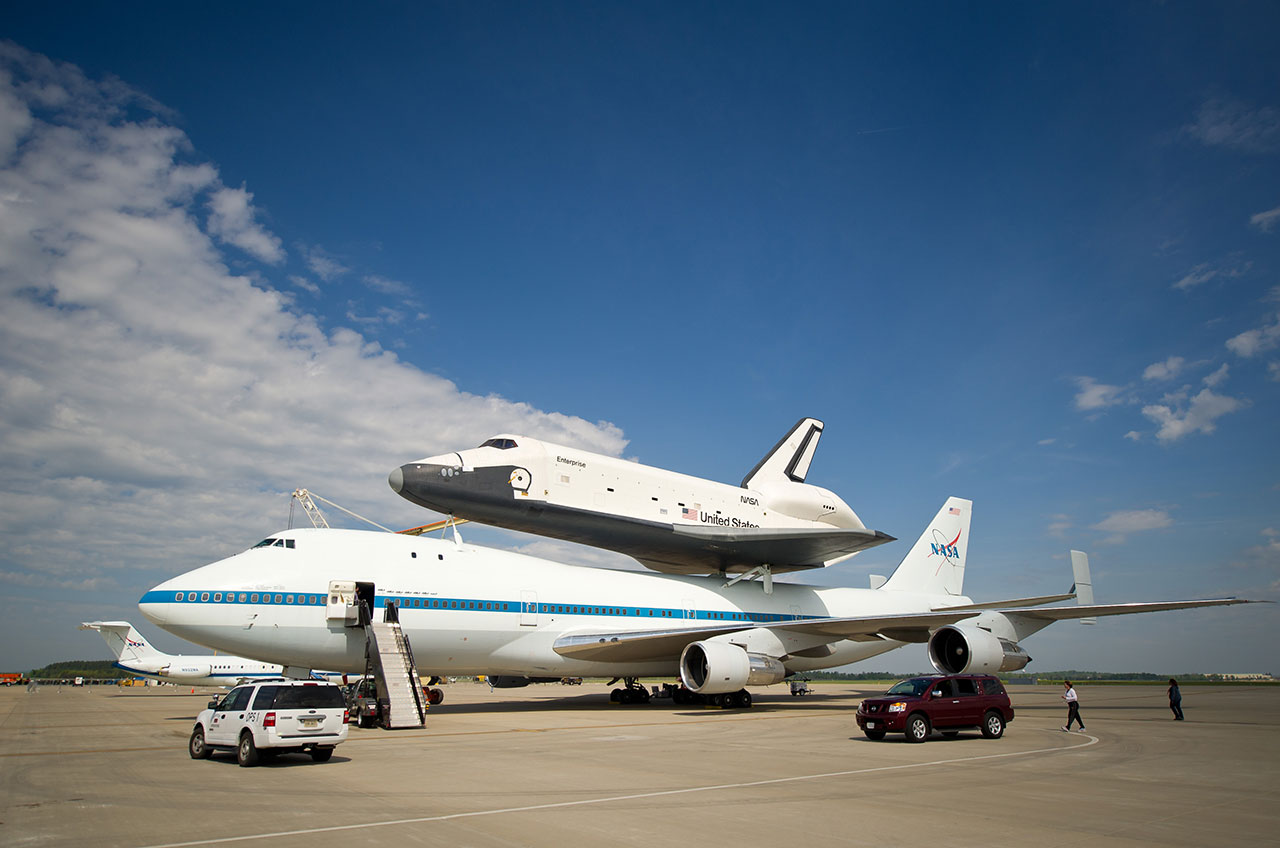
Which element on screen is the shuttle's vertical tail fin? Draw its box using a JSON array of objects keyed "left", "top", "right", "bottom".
[
  {"left": 79, "top": 621, "right": 166, "bottom": 662},
  {"left": 1070, "top": 550, "right": 1096, "bottom": 625},
  {"left": 741, "top": 418, "right": 825, "bottom": 488},
  {"left": 880, "top": 497, "right": 972, "bottom": 596}
]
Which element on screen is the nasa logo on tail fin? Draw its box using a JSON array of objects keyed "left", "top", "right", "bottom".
[
  {"left": 80, "top": 621, "right": 160, "bottom": 663},
  {"left": 881, "top": 497, "right": 973, "bottom": 596},
  {"left": 741, "top": 418, "right": 824, "bottom": 488}
]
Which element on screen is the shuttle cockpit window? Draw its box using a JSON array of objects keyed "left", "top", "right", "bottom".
[{"left": 478, "top": 438, "right": 518, "bottom": 449}]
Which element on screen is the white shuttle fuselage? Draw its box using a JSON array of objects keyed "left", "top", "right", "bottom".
[{"left": 389, "top": 418, "right": 893, "bottom": 575}]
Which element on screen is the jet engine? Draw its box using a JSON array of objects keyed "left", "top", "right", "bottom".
[
  {"left": 159, "top": 663, "right": 211, "bottom": 680},
  {"left": 927, "top": 625, "right": 1031, "bottom": 674},
  {"left": 679, "top": 641, "right": 786, "bottom": 694}
]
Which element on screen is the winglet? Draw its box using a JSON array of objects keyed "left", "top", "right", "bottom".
[
  {"left": 741, "top": 418, "right": 824, "bottom": 487},
  {"left": 1070, "top": 551, "right": 1096, "bottom": 625}
]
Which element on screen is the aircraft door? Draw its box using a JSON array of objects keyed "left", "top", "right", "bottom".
[
  {"left": 520, "top": 590, "right": 538, "bottom": 626},
  {"left": 683, "top": 598, "right": 696, "bottom": 620}
]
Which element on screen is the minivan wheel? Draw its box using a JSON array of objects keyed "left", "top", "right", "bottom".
[
  {"left": 237, "top": 731, "right": 260, "bottom": 767},
  {"left": 981, "top": 711, "right": 1005, "bottom": 739},
  {"left": 188, "top": 726, "right": 211, "bottom": 759},
  {"left": 906, "top": 714, "right": 930, "bottom": 743}
]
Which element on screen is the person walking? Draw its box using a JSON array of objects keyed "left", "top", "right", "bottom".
[
  {"left": 1062, "top": 680, "right": 1085, "bottom": 731},
  {"left": 1168, "top": 678, "right": 1184, "bottom": 720}
]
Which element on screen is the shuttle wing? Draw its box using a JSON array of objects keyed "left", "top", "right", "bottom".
[
  {"left": 651, "top": 525, "right": 896, "bottom": 574},
  {"left": 551, "top": 597, "right": 1254, "bottom": 664}
]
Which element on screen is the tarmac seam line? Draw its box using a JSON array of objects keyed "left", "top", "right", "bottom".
[{"left": 134, "top": 731, "right": 1100, "bottom": 848}]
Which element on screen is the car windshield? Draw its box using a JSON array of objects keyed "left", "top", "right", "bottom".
[{"left": 885, "top": 677, "right": 935, "bottom": 696}]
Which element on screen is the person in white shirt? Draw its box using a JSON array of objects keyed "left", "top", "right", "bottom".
[{"left": 1062, "top": 680, "right": 1086, "bottom": 732}]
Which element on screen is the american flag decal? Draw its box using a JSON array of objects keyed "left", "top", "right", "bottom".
[
  {"left": 948, "top": 507, "right": 961, "bottom": 515},
  {"left": 681, "top": 507, "right": 698, "bottom": 520}
]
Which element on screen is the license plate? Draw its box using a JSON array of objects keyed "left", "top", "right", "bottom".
[
  {"left": 866, "top": 721, "right": 876, "bottom": 728},
  {"left": 300, "top": 719, "right": 320, "bottom": 729}
]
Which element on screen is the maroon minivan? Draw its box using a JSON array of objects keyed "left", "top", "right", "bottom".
[{"left": 856, "top": 674, "right": 1013, "bottom": 742}]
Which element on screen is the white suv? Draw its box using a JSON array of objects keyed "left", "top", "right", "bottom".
[{"left": 188, "top": 679, "right": 349, "bottom": 766}]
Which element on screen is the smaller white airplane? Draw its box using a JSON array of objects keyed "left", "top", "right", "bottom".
[
  {"left": 390, "top": 417, "right": 894, "bottom": 580},
  {"left": 80, "top": 621, "right": 347, "bottom": 687}
]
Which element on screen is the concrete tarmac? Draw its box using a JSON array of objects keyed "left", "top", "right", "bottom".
[{"left": 1, "top": 681, "right": 1277, "bottom": 848}]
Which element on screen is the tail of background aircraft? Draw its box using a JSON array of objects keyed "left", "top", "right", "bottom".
[
  {"left": 79, "top": 621, "right": 167, "bottom": 663},
  {"left": 741, "top": 418, "right": 824, "bottom": 488},
  {"left": 880, "top": 497, "right": 972, "bottom": 597}
]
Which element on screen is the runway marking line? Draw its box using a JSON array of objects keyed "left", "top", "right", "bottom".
[{"left": 135, "top": 731, "right": 1100, "bottom": 848}]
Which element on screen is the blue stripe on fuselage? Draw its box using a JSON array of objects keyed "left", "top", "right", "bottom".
[{"left": 137, "top": 589, "right": 816, "bottom": 624}]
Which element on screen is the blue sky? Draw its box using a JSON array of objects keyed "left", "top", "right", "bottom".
[{"left": 1, "top": 3, "right": 1277, "bottom": 673}]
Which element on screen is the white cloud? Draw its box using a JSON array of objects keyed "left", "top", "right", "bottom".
[
  {"left": 1226, "top": 315, "right": 1280, "bottom": 358},
  {"left": 288, "top": 274, "right": 320, "bottom": 294},
  {"left": 363, "top": 274, "right": 411, "bottom": 296},
  {"left": 1143, "top": 356, "right": 1185, "bottom": 381},
  {"left": 206, "top": 184, "right": 284, "bottom": 264},
  {"left": 1251, "top": 206, "right": 1280, "bottom": 233},
  {"left": 1172, "top": 259, "right": 1250, "bottom": 292},
  {"left": 0, "top": 45, "right": 627, "bottom": 603},
  {"left": 1202, "top": 363, "right": 1229, "bottom": 388},
  {"left": 302, "top": 245, "right": 349, "bottom": 281},
  {"left": 1182, "top": 99, "right": 1280, "bottom": 153},
  {"left": 1141, "top": 388, "right": 1247, "bottom": 443},
  {"left": 1073, "top": 376, "right": 1125, "bottom": 411},
  {"left": 1092, "top": 509, "right": 1172, "bottom": 544}
]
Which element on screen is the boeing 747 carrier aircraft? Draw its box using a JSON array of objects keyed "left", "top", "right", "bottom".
[
  {"left": 389, "top": 418, "right": 894, "bottom": 579},
  {"left": 139, "top": 498, "right": 1253, "bottom": 706}
]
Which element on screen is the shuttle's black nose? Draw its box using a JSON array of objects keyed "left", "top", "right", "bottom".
[{"left": 388, "top": 465, "right": 405, "bottom": 494}]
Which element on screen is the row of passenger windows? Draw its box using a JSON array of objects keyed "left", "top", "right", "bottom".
[
  {"left": 174, "top": 592, "right": 321, "bottom": 605},
  {"left": 171, "top": 591, "right": 799, "bottom": 622}
]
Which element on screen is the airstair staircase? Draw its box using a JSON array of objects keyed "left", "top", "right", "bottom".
[{"left": 361, "top": 602, "right": 426, "bottom": 729}]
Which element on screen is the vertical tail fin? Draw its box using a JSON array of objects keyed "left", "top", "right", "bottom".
[
  {"left": 741, "top": 418, "right": 824, "bottom": 488},
  {"left": 1070, "top": 551, "right": 1096, "bottom": 625},
  {"left": 79, "top": 621, "right": 166, "bottom": 663},
  {"left": 880, "top": 497, "right": 972, "bottom": 596}
]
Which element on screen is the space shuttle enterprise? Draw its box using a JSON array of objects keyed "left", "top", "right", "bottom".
[{"left": 389, "top": 418, "right": 894, "bottom": 583}]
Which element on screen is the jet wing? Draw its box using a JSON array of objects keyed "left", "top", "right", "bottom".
[
  {"left": 988, "top": 597, "right": 1256, "bottom": 622},
  {"left": 551, "top": 598, "right": 1256, "bottom": 664}
]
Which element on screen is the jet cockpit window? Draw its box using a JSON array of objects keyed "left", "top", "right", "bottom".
[
  {"left": 479, "top": 438, "right": 518, "bottom": 449},
  {"left": 251, "top": 538, "right": 296, "bottom": 549}
]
